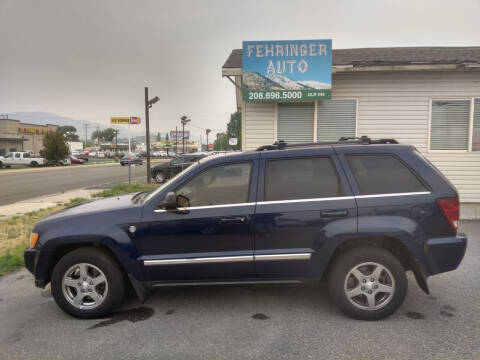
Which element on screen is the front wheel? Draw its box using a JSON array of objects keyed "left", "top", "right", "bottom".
[
  {"left": 328, "top": 246, "right": 407, "bottom": 320},
  {"left": 154, "top": 171, "right": 165, "bottom": 183},
  {"left": 51, "top": 248, "right": 125, "bottom": 318}
]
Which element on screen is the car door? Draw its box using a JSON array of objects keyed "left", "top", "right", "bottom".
[
  {"left": 254, "top": 148, "right": 357, "bottom": 279},
  {"left": 138, "top": 154, "right": 259, "bottom": 282}
]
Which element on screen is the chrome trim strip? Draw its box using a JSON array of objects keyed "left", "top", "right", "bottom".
[
  {"left": 154, "top": 202, "right": 255, "bottom": 213},
  {"left": 355, "top": 191, "right": 431, "bottom": 199},
  {"left": 255, "top": 253, "right": 312, "bottom": 261},
  {"left": 257, "top": 196, "right": 354, "bottom": 206},
  {"left": 144, "top": 255, "right": 253, "bottom": 266},
  {"left": 143, "top": 253, "right": 313, "bottom": 266}
]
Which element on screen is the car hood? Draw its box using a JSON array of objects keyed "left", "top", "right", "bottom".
[{"left": 35, "top": 194, "right": 142, "bottom": 230}]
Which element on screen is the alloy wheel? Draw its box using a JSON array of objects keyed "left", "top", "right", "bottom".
[
  {"left": 62, "top": 263, "right": 108, "bottom": 310},
  {"left": 344, "top": 262, "right": 395, "bottom": 311}
]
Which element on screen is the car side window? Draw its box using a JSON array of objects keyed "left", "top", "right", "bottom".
[
  {"left": 346, "top": 154, "right": 428, "bottom": 195},
  {"left": 264, "top": 157, "right": 343, "bottom": 201},
  {"left": 175, "top": 162, "right": 252, "bottom": 207}
]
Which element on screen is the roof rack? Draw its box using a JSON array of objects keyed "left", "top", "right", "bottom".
[{"left": 255, "top": 136, "right": 398, "bottom": 151}]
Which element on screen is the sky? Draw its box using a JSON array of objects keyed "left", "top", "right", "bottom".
[{"left": 1, "top": 0, "right": 480, "bottom": 138}]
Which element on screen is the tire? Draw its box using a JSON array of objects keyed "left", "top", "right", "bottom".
[
  {"left": 51, "top": 247, "right": 125, "bottom": 319},
  {"left": 154, "top": 171, "right": 165, "bottom": 183},
  {"left": 121, "top": 163, "right": 124, "bottom": 166},
  {"left": 30, "top": 161, "right": 38, "bottom": 167},
  {"left": 328, "top": 246, "right": 407, "bottom": 321},
  {"left": 0, "top": 161, "right": 3, "bottom": 168}
]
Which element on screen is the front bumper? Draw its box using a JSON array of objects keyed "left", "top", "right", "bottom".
[
  {"left": 24, "top": 248, "right": 48, "bottom": 288},
  {"left": 426, "top": 233, "right": 467, "bottom": 275}
]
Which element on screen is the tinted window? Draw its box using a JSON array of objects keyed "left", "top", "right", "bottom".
[
  {"left": 264, "top": 157, "right": 343, "bottom": 201},
  {"left": 347, "top": 155, "right": 427, "bottom": 195},
  {"left": 175, "top": 162, "right": 252, "bottom": 207}
]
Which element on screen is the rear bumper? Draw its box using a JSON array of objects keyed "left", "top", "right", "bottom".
[{"left": 426, "top": 233, "right": 467, "bottom": 275}]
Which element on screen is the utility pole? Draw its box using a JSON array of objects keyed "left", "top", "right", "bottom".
[
  {"left": 84, "top": 123, "right": 88, "bottom": 149},
  {"left": 206, "top": 129, "right": 211, "bottom": 151},
  {"left": 175, "top": 126, "right": 178, "bottom": 154}
]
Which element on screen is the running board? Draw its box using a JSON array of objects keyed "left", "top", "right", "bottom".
[{"left": 149, "top": 279, "right": 304, "bottom": 288}]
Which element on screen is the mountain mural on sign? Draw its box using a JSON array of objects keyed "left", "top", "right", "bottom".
[{"left": 243, "top": 72, "right": 330, "bottom": 91}]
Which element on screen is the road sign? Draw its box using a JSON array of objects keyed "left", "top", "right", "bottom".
[
  {"left": 229, "top": 138, "right": 238, "bottom": 146},
  {"left": 208, "top": 144, "right": 214, "bottom": 150},
  {"left": 111, "top": 117, "right": 141, "bottom": 125}
]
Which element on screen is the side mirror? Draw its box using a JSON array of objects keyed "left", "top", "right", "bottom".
[{"left": 162, "top": 191, "right": 177, "bottom": 210}]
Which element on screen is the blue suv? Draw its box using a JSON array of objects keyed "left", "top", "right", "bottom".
[{"left": 24, "top": 137, "right": 467, "bottom": 320}]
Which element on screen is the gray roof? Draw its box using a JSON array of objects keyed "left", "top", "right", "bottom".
[{"left": 223, "top": 47, "right": 480, "bottom": 68}]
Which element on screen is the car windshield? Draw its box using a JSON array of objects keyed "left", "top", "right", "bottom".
[{"left": 143, "top": 160, "right": 201, "bottom": 204}]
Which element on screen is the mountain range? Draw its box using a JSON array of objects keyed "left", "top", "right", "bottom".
[{"left": 243, "top": 72, "right": 331, "bottom": 91}]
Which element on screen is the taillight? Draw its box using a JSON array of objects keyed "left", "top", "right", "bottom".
[{"left": 437, "top": 197, "right": 459, "bottom": 231}]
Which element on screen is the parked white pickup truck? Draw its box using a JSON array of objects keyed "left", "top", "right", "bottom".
[{"left": 0, "top": 152, "right": 45, "bottom": 168}]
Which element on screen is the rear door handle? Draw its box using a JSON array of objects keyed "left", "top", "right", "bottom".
[
  {"left": 220, "top": 216, "right": 246, "bottom": 224},
  {"left": 320, "top": 210, "right": 348, "bottom": 218}
]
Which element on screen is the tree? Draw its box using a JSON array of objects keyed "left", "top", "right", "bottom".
[
  {"left": 91, "top": 128, "right": 117, "bottom": 143},
  {"left": 57, "top": 125, "right": 79, "bottom": 141},
  {"left": 165, "top": 133, "right": 169, "bottom": 141},
  {"left": 156, "top": 132, "right": 161, "bottom": 142},
  {"left": 213, "top": 132, "right": 229, "bottom": 151},
  {"left": 41, "top": 131, "right": 70, "bottom": 162},
  {"left": 226, "top": 111, "right": 241, "bottom": 150}
]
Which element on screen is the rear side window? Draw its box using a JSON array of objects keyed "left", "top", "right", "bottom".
[
  {"left": 265, "top": 157, "right": 343, "bottom": 201},
  {"left": 347, "top": 155, "right": 427, "bottom": 195}
]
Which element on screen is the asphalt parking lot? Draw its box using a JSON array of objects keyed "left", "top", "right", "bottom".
[{"left": 0, "top": 221, "right": 478, "bottom": 360}]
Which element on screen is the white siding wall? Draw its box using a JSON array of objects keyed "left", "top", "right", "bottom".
[{"left": 243, "top": 70, "right": 480, "bottom": 213}]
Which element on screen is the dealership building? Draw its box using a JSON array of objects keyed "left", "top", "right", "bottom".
[
  {"left": 222, "top": 45, "right": 480, "bottom": 218},
  {"left": 0, "top": 117, "right": 57, "bottom": 156}
]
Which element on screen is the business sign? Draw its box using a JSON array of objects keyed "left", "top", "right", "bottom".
[
  {"left": 228, "top": 138, "right": 238, "bottom": 146},
  {"left": 110, "top": 117, "right": 141, "bottom": 125},
  {"left": 170, "top": 130, "right": 190, "bottom": 141},
  {"left": 242, "top": 39, "right": 332, "bottom": 102}
]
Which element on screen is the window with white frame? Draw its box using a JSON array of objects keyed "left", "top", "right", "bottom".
[
  {"left": 430, "top": 98, "right": 480, "bottom": 151},
  {"left": 473, "top": 98, "right": 480, "bottom": 151}
]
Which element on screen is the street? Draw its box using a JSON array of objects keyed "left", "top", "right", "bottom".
[
  {"left": 0, "top": 161, "right": 165, "bottom": 206},
  {"left": 0, "top": 221, "right": 478, "bottom": 360}
]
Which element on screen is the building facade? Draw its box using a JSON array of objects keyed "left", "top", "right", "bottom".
[
  {"left": 0, "top": 118, "right": 58, "bottom": 156},
  {"left": 222, "top": 46, "right": 480, "bottom": 218}
]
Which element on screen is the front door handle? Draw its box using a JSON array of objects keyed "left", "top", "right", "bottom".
[
  {"left": 220, "top": 216, "right": 246, "bottom": 224},
  {"left": 320, "top": 210, "right": 348, "bottom": 218}
]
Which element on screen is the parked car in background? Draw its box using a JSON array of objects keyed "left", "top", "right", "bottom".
[
  {"left": 120, "top": 154, "right": 143, "bottom": 166},
  {"left": 76, "top": 154, "right": 89, "bottom": 162},
  {"left": 151, "top": 153, "right": 206, "bottom": 183},
  {"left": 24, "top": 137, "right": 467, "bottom": 319},
  {"left": 70, "top": 156, "right": 86, "bottom": 164},
  {"left": 0, "top": 152, "right": 45, "bottom": 168}
]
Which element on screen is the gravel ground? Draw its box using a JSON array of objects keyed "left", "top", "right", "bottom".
[{"left": 0, "top": 222, "right": 478, "bottom": 360}]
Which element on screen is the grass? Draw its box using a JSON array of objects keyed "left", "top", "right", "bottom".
[{"left": 0, "top": 183, "right": 158, "bottom": 276}]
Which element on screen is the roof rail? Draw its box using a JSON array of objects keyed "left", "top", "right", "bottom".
[{"left": 255, "top": 136, "right": 398, "bottom": 151}]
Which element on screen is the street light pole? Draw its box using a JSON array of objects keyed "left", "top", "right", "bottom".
[
  {"left": 180, "top": 115, "right": 191, "bottom": 154},
  {"left": 206, "top": 129, "right": 211, "bottom": 151},
  {"left": 144, "top": 87, "right": 160, "bottom": 184}
]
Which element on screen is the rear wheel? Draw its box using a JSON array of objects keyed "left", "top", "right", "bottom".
[
  {"left": 30, "top": 161, "right": 38, "bottom": 167},
  {"left": 51, "top": 248, "right": 125, "bottom": 318},
  {"left": 328, "top": 246, "right": 407, "bottom": 320}
]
